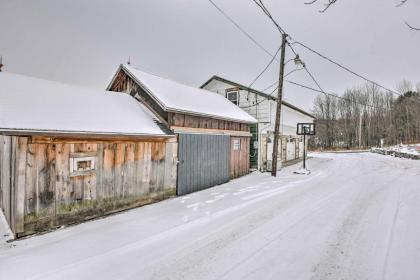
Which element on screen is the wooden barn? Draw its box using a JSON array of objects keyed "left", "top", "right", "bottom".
[
  {"left": 107, "top": 64, "right": 257, "bottom": 195},
  {"left": 0, "top": 73, "right": 177, "bottom": 238}
]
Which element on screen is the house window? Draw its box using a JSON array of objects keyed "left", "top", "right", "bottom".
[
  {"left": 226, "top": 90, "right": 239, "bottom": 105},
  {"left": 70, "top": 156, "right": 96, "bottom": 175},
  {"left": 233, "top": 139, "right": 241, "bottom": 150}
]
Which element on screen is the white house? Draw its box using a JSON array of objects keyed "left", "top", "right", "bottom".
[{"left": 201, "top": 76, "right": 315, "bottom": 171}]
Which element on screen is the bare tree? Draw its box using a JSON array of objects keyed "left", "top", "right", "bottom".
[
  {"left": 305, "top": 0, "right": 419, "bottom": 30},
  {"left": 304, "top": 0, "right": 337, "bottom": 13},
  {"left": 310, "top": 80, "right": 420, "bottom": 150}
]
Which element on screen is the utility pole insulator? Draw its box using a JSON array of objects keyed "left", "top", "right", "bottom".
[{"left": 271, "top": 33, "right": 288, "bottom": 177}]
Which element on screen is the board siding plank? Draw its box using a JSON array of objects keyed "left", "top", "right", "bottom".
[
  {"left": 14, "top": 137, "right": 28, "bottom": 233},
  {"left": 1, "top": 136, "right": 12, "bottom": 226}
]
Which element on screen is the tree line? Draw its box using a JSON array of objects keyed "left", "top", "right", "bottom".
[{"left": 310, "top": 80, "right": 420, "bottom": 149}]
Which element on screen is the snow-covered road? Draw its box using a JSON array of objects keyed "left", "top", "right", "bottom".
[{"left": 1, "top": 153, "right": 420, "bottom": 280}]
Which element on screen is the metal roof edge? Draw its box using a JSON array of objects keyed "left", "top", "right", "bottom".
[{"left": 0, "top": 128, "right": 174, "bottom": 138}]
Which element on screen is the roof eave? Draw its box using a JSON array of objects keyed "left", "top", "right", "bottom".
[
  {"left": 0, "top": 129, "right": 174, "bottom": 139},
  {"left": 166, "top": 108, "right": 257, "bottom": 124},
  {"left": 201, "top": 75, "right": 316, "bottom": 119},
  {"left": 119, "top": 65, "right": 170, "bottom": 112},
  {"left": 118, "top": 67, "right": 257, "bottom": 124}
]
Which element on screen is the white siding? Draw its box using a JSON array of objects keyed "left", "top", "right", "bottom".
[
  {"left": 203, "top": 80, "right": 270, "bottom": 123},
  {"left": 203, "top": 79, "right": 314, "bottom": 137},
  {"left": 238, "top": 90, "right": 271, "bottom": 123}
]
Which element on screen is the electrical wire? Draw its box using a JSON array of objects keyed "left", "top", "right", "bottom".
[
  {"left": 291, "top": 41, "right": 402, "bottom": 96},
  {"left": 206, "top": 0, "right": 401, "bottom": 101},
  {"left": 248, "top": 45, "right": 281, "bottom": 88},
  {"left": 286, "top": 80, "right": 390, "bottom": 110},
  {"left": 207, "top": 0, "right": 278, "bottom": 60},
  {"left": 251, "top": 0, "right": 286, "bottom": 34}
]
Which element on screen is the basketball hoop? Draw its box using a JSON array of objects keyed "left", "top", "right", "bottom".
[{"left": 294, "top": 123, "right": 315, "bottom": 175}]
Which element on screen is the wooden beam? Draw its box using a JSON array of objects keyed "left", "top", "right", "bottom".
[
  {"left": 171, "top": 126, "right": 252, "bottom": 137},
  {"left": 29, "top": 136, "right": 174, "bottom": 144}
]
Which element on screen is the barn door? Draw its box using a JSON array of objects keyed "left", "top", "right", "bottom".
[{"left": 177, "top": 133, "right": 229, "bottom": 196}]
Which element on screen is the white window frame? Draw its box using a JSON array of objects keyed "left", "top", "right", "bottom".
[
  {"left": 233, "top": 139, "right": 241, "bottom": 150},
  {"left": 226, "top": 89, "right": 239, "bottom": 105}
]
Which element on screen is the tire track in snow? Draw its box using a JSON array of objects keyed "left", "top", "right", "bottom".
[
  {"left": 145, "top": 158, "right": 359, "bottom": 279},
  {"left": 24, "top": 166, "right": 330, "bottom": 280},
  {"left": 310, "top": 155, "right": 408, "bottom": 280}
]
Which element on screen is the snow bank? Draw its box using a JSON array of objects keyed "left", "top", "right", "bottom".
[{"left": 371, "top": 144, "right": 420, "bottom": 159}]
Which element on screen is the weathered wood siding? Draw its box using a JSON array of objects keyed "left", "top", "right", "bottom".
[
  {"left": 109, "top": 69, "right": 169, "bottom": 122},
  {"left": 0, "top": 135, "right": 14, "bottom": 231},
  {"left": 109, "top": 68, "right": 251, "bottom": 134},
  {"left": 230, "top": 136, "right": 250, "bottom": 178},
  {"left": 168, "top": 112, "right": 249, "bottom": 132},
  {"left": 2, "top": 136, "right": 177, "bottom": 237}
]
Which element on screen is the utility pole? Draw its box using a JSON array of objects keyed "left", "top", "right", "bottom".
[
  {"left": 358, "top": 110, "right": 362, "bottom": 148},
  {"left": 271, "top": 33, "right": 288, "bottom": 177}
]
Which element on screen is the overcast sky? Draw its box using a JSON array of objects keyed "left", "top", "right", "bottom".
[{"left": 1, "top": 0, "right": 419, "bottom": 111}]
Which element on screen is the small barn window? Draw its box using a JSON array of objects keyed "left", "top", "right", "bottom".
[
  {"left": 233, "top": 139, "right": 241, "bottom": 150},
  {"left": 226, "top": 90, "right": 239, "bottom": 105},
  {"left": 70, "top": 156, "right": 96, "bottom": 175}
]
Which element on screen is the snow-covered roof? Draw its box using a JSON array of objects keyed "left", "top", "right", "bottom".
[
  {"left": 111, "top": 64, "right": 257, "bottom": 124},
  {"left": 0, "top": 72, "right": 171, "bottom": 137}
]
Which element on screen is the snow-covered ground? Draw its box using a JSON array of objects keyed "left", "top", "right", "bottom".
[
  {"left": 1, "top": 153, "right": 420, "bottom": 280},
  {"left": 0, "top": 211, "right": 13, "bottom": 245}
]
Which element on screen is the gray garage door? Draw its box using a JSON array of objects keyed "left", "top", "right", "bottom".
[{"left": 177, "top": 133, "right": 229, "bottom": 196}]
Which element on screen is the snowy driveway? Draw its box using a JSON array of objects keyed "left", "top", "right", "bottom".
[{"left": 1, "top": 153, "right": 420, "bottom": 280}]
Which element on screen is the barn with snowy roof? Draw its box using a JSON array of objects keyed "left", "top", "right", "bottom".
[
  {"left": 0, "top": 72, "right": 177, "bottom": 238},
  {"left": 108, "top": 64, "right": 257, "bottom": 195}
]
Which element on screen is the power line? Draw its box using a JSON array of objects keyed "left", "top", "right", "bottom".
[
  {"left": 250, "top": 1, "right": 330, "bottom": 98},
  {"left": 206, "top": 0, "right": 401, "bottom": 99},
  {"left": 248, "top": 1, "right": 399, "bottom": 110},
  {"left": 240, "top": 85, "right": 278, "bottom": 109},
  {"left": 262, "top": 80, "right": 278, "bottom": 92},
  {"left": 241, "top": 78, "right": 390, "bottom": 111},
  {"left": 286, "top": 80, "right": 391, "bottom": 110},
  {"left": 251, "top": 0, "right": 286, "bottom": 34},
  {"left": 209, "top": 0, "right": 329, "bottom": 101},
  {"left": 287, "top": 42, "right": 326, "bottom": 94},
  {"left": 291, "top": 41, "right": 402, "bottom": 96},
  {"left": 248, "top": 45, "right": 281, "bottom": 88},
  {"left": 207, "top": 0, "right": 278, "bottom": 61}
]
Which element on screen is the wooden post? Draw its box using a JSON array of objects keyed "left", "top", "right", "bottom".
[
  {"left": 271, "top": 33, "right": 288, "bottom": 177},
  {"left": 303, "top": 134, "right": 306, "bottom": 170}
]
